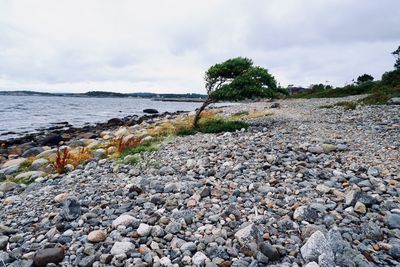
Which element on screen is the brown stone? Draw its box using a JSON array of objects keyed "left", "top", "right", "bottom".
[
  {"left": 54, "top": 193, "right": 69, "bottom": 203},
  {"left": 88, "top": 230, "right": 107, "bottom": 243},
  {"left": 33, "top": 248, "right": 65, "bottom": 267}
]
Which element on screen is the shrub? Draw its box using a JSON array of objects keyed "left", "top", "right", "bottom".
[
  {"left": 120, "top": 141, "right": 159, "bottom": 158},
  {"left": 198, "top": 119, "right": 249, "bottom": 133}
]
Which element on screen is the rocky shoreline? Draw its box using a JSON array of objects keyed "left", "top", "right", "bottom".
[
  {"left": 0, "top": 110, "right": 187, "bottom": 162},
  {"left": 1, "top": 96, "right": 400, "bottom": 266}
]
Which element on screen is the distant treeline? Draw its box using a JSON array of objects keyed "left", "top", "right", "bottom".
[{"left": 0, "top": 90, "right": 207, "bottom": 99}]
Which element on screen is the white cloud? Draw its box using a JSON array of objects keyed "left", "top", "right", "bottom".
[{"left": 0, "top": 0, "right": 399, "bottom": 93}]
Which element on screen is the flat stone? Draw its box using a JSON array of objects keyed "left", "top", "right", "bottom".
[
  {"left": 22, "top": 147, "right": 44, "bottom": 157},
  {"left": 1, "top": 158, "right": 26, "bottom": 168},
  {"left": 14, "top": 171, "right": 45, "bottom": 181},
  {"left": 0, "top": 182, "right": 18, "bottom": 192}
]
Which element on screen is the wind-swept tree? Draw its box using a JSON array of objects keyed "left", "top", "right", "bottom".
[
  {"left": 392, "top": 45, "right": 400, "bottom": 70},
  {"left": 193, "top": 57, "right": 278, "bottom": 127},
  {"left": 356, "top": 74, "right": 374, "bottom": 84}
]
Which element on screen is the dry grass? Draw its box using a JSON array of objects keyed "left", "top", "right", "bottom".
[{"left": 69, "top": 147, "right": 93, "bottom": 168}]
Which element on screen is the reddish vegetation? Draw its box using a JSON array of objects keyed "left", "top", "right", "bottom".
[
  {"left": 115, "top": 136, "right": 141, "bottom": 154},
  {"left": 70, "top": 147, "right": 92, "bottom": 168},
  {"left": 54, "top": 146, "right": 70, "bottom": 174}
]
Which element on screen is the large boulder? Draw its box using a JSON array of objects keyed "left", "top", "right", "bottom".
[
  {"left": 22, "top": 147, "right": 44, "bottom": 157},
  {"left": 387, "top": 97, "right": 400, "bottom": 105}
]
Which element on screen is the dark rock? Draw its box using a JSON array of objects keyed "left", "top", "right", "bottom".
[
  {"left": 223, "top": 205, "right": 241, "bottom": 220},
  {"left": 0, "top": 225, "right": 18, "bottom": 235},
  {"left": 33, "top": 248, "right": 65, "bottom": 267},
  {"left": 206, "top": 246, "right": 230, "bottom": 260},
  {"left": 270, "top": 103, "right": 280, "bottom": 108},
  {"left": 107, "top": 118, "right": 124, "bottom": 126},
  {"left": 39, "top": 134, "right": 63, "bottom": 146},
  {"left": 388, "top": 246, "right": 400, "bottom": 260},
  {"left": 345, "top": 190, "right": 378, "bottom": 207},
  {"left": 143, "top": 109, "right": 159, "bottom": 114},
  {"left": 22, "top": 147, "right": 44, "bottom": 157},
  {"left": 259, "top": 242, "right": 281, "bottom": 261},
  {"left": 60, "top": 197, "right": 81, "bottom": 220}
]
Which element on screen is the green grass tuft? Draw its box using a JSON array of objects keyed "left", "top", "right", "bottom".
[
  {"left": 120, "top": 141, "right": 159, "bottom": 158},
  {"left": 198, "top": 119, "right": 249, "bottom": 133}
]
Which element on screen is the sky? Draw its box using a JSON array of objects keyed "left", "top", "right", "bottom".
[{"left": 0, "top": 0, "right": 399, "bottom": 94}]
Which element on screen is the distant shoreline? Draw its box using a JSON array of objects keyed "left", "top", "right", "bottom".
[{"left": 0, "top": 90, "right": 207, "bottom": 100}]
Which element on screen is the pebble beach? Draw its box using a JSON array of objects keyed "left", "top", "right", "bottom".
[{"left": 1, "top": 96, "right": 400, "bottom": 267}]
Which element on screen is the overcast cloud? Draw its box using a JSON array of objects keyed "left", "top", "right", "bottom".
[{"left": 0, "top": 0, "right": 399, "bottom": 93}]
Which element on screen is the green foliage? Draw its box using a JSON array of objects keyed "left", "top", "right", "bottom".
[
  {"left": 120, "top": 141, "right": 159, "bottom": 158},
  {"left": 293, "top": 82, "right": 375, "bottom": 99},
  {"left": 124, "top": 156, "right": 139, "bottom": 165},
  {"left": 205, "top": 57, "right": 278, "bottom": 101},
  {"left": 199, "top": 120, "right": 249, "bottom": 133},
  {"left": 356, "top": 74, "right": 374, "bottom": 84},
  {"left": 393, "top": 45, "right": 400, "bottom": 70},
  {"left": 177, "top": 119, "right": 249, "bottom": 136},
  {"left": 319, "top": 101, "right": 358, "bottom": 110},
  {"left": 359, "top": 85, "right": 400, "bottom": 105},
  {"left": 381, "top": 69, "right": 400, "bottom": 86},
  {"left": 176, "top": 128, "right": 198, "bottom": 136}
]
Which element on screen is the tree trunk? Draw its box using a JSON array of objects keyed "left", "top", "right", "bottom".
[{"left": 193, "top": 98, "right": 212, "bottom": 128}]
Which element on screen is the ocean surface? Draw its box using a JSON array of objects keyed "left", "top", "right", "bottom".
[{"left": 0, "top": 95, "right": 209, "bottom": 140}]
